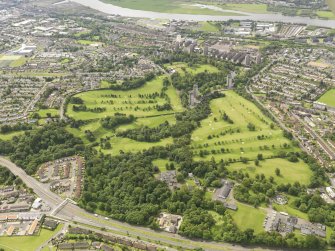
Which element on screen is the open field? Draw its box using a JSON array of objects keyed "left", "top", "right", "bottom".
[
  {"left": 197, "top": 22, "right": 220, "bottom": 32},
  {"left": 164, "top": 62, "right": 219, "bottom": 76},
  {"left": 216, "top": 3, "right": 269, "bottom": 14},
  {"left": 67, "top": 74, "right": 186, "bottom": 155},
  {"left": 68, "top": 76, "right": 183, "bottom": 120},
  {"left": 317, "top": 89, "right": 335, "bottom": 107},
  {"left": 0, "top": 224, "right": 62, "bottom": 251},
  {"left": 230, "top": 202, "right": 266, "bottom": 233},
  {"left": 36, "top": 108, "right": 59, "bottom": 118},
  {"left": 317, "top": 10, "right": 335, "bottom": 19},
  {"left": 227, "top": 158, "right": 312, "bottom": 185},
  {"left": 0, "top": 131, "right": 25, "bottom": 141},
  {"left": 103, "top": 0, "right": 242, "bottom": 15},
  {"left": 0, "top": 55, "right": 24, "bottom": 67},
  {"left": 191, "top": 91, "right": 299, "bottom": 162},
  {"left": 77, "top": 40, "right": 101, "bottom": 45}
]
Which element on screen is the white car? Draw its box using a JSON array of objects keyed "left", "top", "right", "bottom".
[{"left": 94, "top": 214, "right": 98, "bottom": 217}]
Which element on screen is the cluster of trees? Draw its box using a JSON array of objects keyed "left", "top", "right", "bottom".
[
  {"left": 100, "top": 114, "right": 135, "bottom": 129},
  {"left": 117, "top": 121, "right": 171, "bottom": 142},
  {"left": 0, "top": 123, "right": 32, "bottom": 134},
  {"left": 70, "top": 97, "right": 84, "bottom": 104},
  {"left": 0, "top": 123, "right": 84, "bottom": 174},
  {"left": 155, "top": 103, "right": 172, "bottom": 111},
  {"left": 73, "top": 105, "right": 106, "bottom": 113},
  {"left": 108, "top": 73, "right": 155, "bottom": 91},
  {"left": 0, "top": 165, "right": 22, "bottom": 187}
]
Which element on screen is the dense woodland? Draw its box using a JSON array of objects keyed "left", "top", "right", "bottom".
[{"left": 0, "top": 123, "right": 84, "bottom": 174}]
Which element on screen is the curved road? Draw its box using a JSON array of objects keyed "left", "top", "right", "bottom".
[{"left": 0, "top": 156, "right": 278, "bottom": 251}]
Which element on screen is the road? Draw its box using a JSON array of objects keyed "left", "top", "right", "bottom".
[{"left": 0, "top": 156, "right": 278, "bottom": 251}]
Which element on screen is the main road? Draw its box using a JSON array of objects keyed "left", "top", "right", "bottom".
[{"left": 0, "top": 156, "right": 278, "bottom": 251}]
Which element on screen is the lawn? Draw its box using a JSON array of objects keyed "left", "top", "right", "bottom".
[
  {"left": 227, "top": 158, "right": 312, "bottom": 185},
  {"left": 9, "top": 56, "right": 27, "bottom": 67},
  {"left": 36, "top": 108, "right": 59, "bottom": 118},
  {"left": 77, "top": 40, "right": 100, "bottom": 45},
  {"left": 103, "top": 0, "right": 242, "bottom": 15},
  {"left": 197, "top": 22, "right": 220, "bottom": 32},
  {"left": 152, "top": 158, "right": 178, "bottom": 172},
  {"left": 66, "top": 69, "right": 201, "bottom": 155},
  {"left": 230, "top": 202, "right": 266, "bottom": 233},
  {"left": 0, "top": 224, "right": 63, "bottom": 251},
  {"left": 67, "top": 76, "right": 182, "bottom": 120},
  {"left": 191, "top": 91, "right": 299, "bottom": 162},
  {"left": 164, "top": 62, "right": 219, "bottom": 76},
  {"left": 317, "top": 10, "right": 335, "bottom": 19},
  {"left": 0, "top": 55, "right": 23, "bottom": 67},
  {"left": 0, "top": 131, "right": 24, "bottom": 141},
  {"left": 317, "top": 89, "right": 335, "bottom": 107}
]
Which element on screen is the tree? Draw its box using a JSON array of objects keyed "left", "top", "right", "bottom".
[{"left": 275, "top": 168, "right": 281, "bottom": 176}]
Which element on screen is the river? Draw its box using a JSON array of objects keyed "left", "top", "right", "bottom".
[{"left": 70, "top": 0, "right": 335, "bottom": 28}]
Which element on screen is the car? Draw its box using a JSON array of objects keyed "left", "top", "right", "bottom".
[
  {"left": 104, "top": 217, "right": 109, "bottom": 220},
  {"left": 94, "top": 214, "right": 98, "bottom": 217}
]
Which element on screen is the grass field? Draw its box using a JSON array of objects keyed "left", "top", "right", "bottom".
[
  {"left": 316, "top": 10, "right": 335, "bottom": 19},
  {"left": 0, "top": 55, "right": 24, "bottom": 68},
  {"left": 77, "top": 40, "right": 100, "bottom": 45},
  {"left": 164, "top": 62, "right": 219, "bottom": 76},
  {"left": 36, "top": 108, "right": 59, "bottom": 118},
  {"left": 227, "top": 158, "right": 312, "bottom": 185},
  {"left": 217, "top": 3, "right": 269, "bottom": 14},
  {"left": 317, "top": 89, "right": 335, "bottom": 107},
  {"left": 0, "top": 131, "right": 24, "bottom": 141},
  {"left": 0, "top": 224, "right": 62, "bottom": 251},
  {"left": 197, "top": 22, "right": 220, "bottom": 32},
  {"left": 191, "top": 91, "right": 299, "bottom": 162},
  {"left": 67, "top": 74, "right": 186, "bottom": 155},
  {"left": 103, "top": 0, "right": 242, "bottom": 15},
  {"left": 230, "top": 202, "right": 266, "bottom": 233},
  {"left": 103, "top": 0, "right": 269, "bottom": 15}
]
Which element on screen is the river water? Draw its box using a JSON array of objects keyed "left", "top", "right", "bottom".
[{"left": 70, "top": 0, "right": 335, "bottom": 28}]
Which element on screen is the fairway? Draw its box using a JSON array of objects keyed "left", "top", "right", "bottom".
[
  {"left": 317, "top": 89, "right": 335, "bottom": 107},
  {"left": 66, "top": 74, "right": 185, "bottom": 155},
  {"left": 191, "top": 91, "right": 298, "bottom": 162},
  {"left": 67, "top": 76, "right": 183, "bottom": 120},
  {"left": 227, "top": 158, "right": 312, "bottom": 185},
  {"left": 164, "top": 62, "right": 219, "bottom": 76},
  {"left": 0, "top": 224, "right": 62, "bottom": 251},
  {"left": 230, "top": 202, "right": 266, "bottom": 233}
]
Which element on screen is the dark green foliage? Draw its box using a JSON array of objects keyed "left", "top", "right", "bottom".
[
  {"left": 70, "top": 97, "right": 84, "bottom": 104},
  {"left": 179, "top": 208, "right": 215, "bottom": 239},
  {"left": 0, "top": 123, "right": 84, "bottom": 174},
  {"left": 101, "top": 114, "right": 135, "bottom": 129},
  {"left": 0, "top": 123, "right": 32, "bottom": 134}
]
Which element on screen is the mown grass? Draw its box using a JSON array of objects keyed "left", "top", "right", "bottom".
[
  {"left": 227, "top": 158, "right": 312, "bottom": 185},
  {"left": 191, "top": 90, "right": 299, "bottom": 162},
  {"left": 164, "top": 62, "right": 219, "bottom": 76},
  {"left": 230, "top": 202, "right": 266, "bottom": 233},
  {"left": 0, "top": 131, "right": 24, "bottom": 141},
  {"left": 317, "top": 89, "right": 335, "bottom": 107},
  {"left": 0, "top": 224, "right": 63, "bottom": 251}
]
